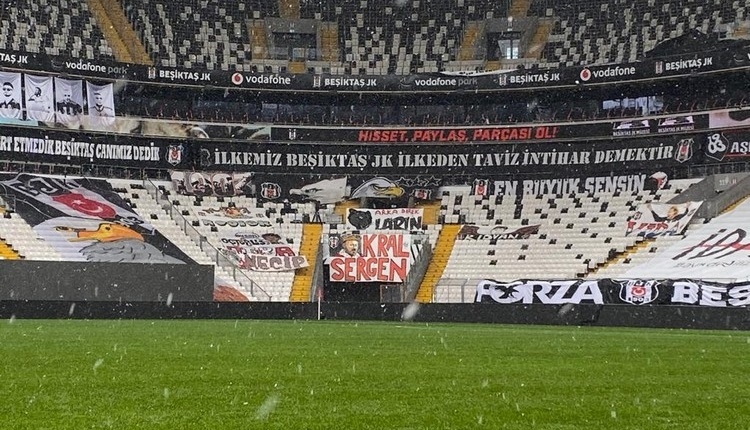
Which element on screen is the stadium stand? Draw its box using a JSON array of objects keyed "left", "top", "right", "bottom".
[
  {"left": 533, "top": 0, "right": 747, "bottom": 67},
  {"left": 3, "top": 0, "right": 750, "bottom": 307},
  {"left": 432, "top": 177, "right": 705, "bottom": 303},
  {"left": 0, "top": 0, "right": 114, "bottom": 59},
  {"left": 121, "top": 0, "right": 255, "bottom": 69}
]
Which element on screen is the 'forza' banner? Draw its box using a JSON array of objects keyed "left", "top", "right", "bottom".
[
  {"left": 475, "top": 278, "right": 750, "bottom": 307},
  {"left": 345, "top": 207, "right": 423, "bottom": 231},
  {"left": 625, "top": 201, "right": 702, "bottom": 238},
  {"left": 197, "top": 135, "right": 695, "bottom": 175},
  {"left": 326, "top": 233, "right": 412, "bottom": 282}
]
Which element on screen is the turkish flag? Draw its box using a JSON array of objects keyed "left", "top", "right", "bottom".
[{"left": 51, "top": 193, "right": 117, "bottom": 219}]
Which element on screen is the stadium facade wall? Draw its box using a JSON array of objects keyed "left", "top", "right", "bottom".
[
  {"left": 0, "top": 260, "right": 214, "bottom": 301},
  {"left": 0, "top": 301, "right": 748, "bottom": 330}
]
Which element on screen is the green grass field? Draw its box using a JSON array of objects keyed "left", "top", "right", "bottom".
[{"left": 1, "top": 319, "right": 748, "bottom": 429}]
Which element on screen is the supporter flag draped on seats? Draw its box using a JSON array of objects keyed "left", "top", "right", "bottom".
[
  {"left": 0, "top": 72, "right": 22, "bottom": 120},
  {"left": 85, "top": 82, "right": 116, "bottom": 126},
  {"left": 625, "top": 201, "right": 702, "bottom": 238},
  {"left": 53, "top": 77, "right": 84, "bottom": 125},
  {"left": 23, "top": 74, "right": 55, "bottom": 122}
]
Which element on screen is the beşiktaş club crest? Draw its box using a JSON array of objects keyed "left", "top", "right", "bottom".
[
  {"left": 260, "top": 182, "right": 281, "bottom": 199},
  {"left": 618, "top": 279, "right": 659, "bottom": 305},
  {"left": 166, "top": 144, "right": 183, "bottom": 166},
  {"left": 674, "top": 138, "right": 693, "bottom": 163}
]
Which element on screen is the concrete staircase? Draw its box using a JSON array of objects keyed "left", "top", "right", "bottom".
[
  {"left": 415, "top": 224, "right": 461, "bottom": 303},
  {"left": 414, "top": 200, "right": 440, "bottom": 225},
  {"left": 334, "top": 199, "right": 360, "bottom": 222},
  {"left": 288, "top": 61, "right": 307, "bottom": 74},
  {"left": 88, "top": 0, "right": 153, "bottom": 64},
  {"left": 249, "top": 20, "right": 269, "bottom": 60},
  {"left": 289, "top": 223, "right": 322, "bottom": 302},
  {"left": 588, "top": 239, "right": 653, "bottom": 277},
  {"left": 509, "top": 0, "right": 531, "bottom": 17},
  {"left": 278, "top": 0, "right": 300, "bottom": 20},
  {"left": 319, "top": 23, "right": 339, "bottom": 62},
  {"left": 0, "top": 239, "right": 20, "bottom": 260},
  {"left": 524, "top": 19, "right": 554, "bottom": 60},
  {"left": 458, "top": 22, "right": 482, "bottom": 61}
]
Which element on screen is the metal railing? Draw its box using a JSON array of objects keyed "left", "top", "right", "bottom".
[{"left": 142, "top": 178, "right": 272, "bottom": 301}]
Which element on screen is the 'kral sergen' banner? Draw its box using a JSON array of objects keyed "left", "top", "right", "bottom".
[{"left": 326, "top": 233, "right": 412, "bottom": 282}]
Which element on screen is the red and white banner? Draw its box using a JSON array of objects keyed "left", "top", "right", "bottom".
[
  {"left": 345, "top": 207, "right": 423, "bottom": 231},
  {"left": 326, "top": 232, "right": 412, "bottom": 282},
  {"left": 218, "top": 232, "right": 308, "bottom": 271},
  {"left": 625, "top": 201, "right": 702, "bottom": 238}
]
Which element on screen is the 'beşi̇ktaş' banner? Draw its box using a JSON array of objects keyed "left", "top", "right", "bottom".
[
  {"left": 325, "top": 232, "right": 413, "bottom": 282},
  {"left": 625, "top": 201, "right": 702, "bottom": 238},
  {"left": 624, "top": 198, "right": 750, "bottom": 281},
  {"left": 474, "top": 278, "right": 750, "bottom": 307},
  {"left": 345, "top": 207, "right": 423, "bottom": 231}
]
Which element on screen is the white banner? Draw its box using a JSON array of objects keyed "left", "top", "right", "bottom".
[
  {"left": 85, "top": 82, "right": 116, "bottom": 125},
  {"left": 0, "top": 72, "right": 22, "bottom": 119},
  {"left": 625, "top": 201, "right": 702, "bottom": 238},
  {"left": 54, "top": 77, "right": 83, "bottom": 124},
  {"left": 625, "top": 199, "right": 750, "bottom": 280},
  {"left": 345, "top": 207, "right": 423, "bottom": 231},
  {"left": 23, "top": 74, "right": 54, "bottom": 121},
  {"left": 217, "top": 231, "right": 308, "bottom": 271}
]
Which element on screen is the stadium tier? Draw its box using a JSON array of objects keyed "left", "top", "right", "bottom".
[{"left": 2, "top": 0, "right": 750, "bottom": 310}]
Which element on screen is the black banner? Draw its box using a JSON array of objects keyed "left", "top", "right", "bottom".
[
  {"left": 1, "top": 44, "right": 748, "bottom": 93},
  {"left": 197, "top": 134, "right": 697, "bottom": 175},
  {"left": 0, "top": 126, "right": 189, "bottom": 169},
  {"left": 702, "top": 128, "right": 750, "bottom": 162},
  {"left": 476, "top": 279, "right": 750, "bottom": 307}
]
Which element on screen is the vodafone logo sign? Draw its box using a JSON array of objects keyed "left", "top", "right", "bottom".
[
  {"left": 579, "top": 68, "right": 592, "bottom": 81},
  {"left": 231, "top": 73, "right": 244, "bottom": 85}
]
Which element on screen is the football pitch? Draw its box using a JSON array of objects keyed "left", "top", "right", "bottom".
[{"left": 1, "top": 319, "right": 748, "bottom": 429}]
